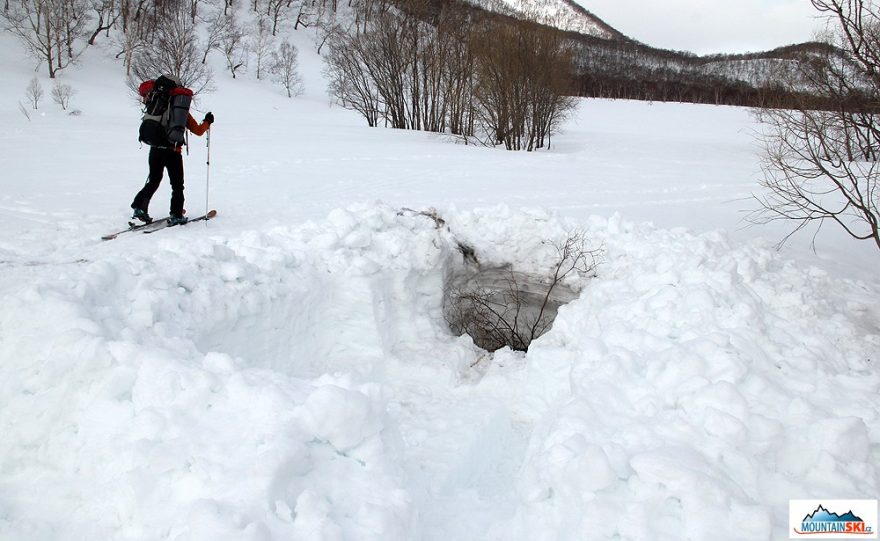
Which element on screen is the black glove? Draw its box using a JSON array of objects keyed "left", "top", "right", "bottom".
[{"left": 203, "top": 112, "right": 214, "bottom": 124}]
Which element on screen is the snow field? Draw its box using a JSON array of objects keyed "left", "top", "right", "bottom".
[{"left": 3, "top": 202, "right": 879, "bottom": 540}]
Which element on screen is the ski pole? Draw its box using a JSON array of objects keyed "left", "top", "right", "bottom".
[{"left": 205, "top": 126, "right": 211, "bottom": 222}]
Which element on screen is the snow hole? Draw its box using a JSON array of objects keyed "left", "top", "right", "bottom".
[{"left": 443, "top": 263, "right": 578, "bottom": 352}]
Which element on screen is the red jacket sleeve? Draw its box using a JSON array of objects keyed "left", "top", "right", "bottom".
[{"left": 187, "top": 114, "right": 210, "bottom": 136}]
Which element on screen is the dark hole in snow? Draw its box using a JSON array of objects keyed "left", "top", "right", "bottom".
[{"left": 443, "top": 264, "right": 579, "bottom": 352}]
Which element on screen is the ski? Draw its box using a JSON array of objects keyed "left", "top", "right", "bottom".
[
  {"left": 101, "top": 210, "right": 217, "bottom": 241},
  {"left": 101, "top": 216, "right": 169, "bottom": 241},
  {"left": 142, "top": 209, "right": 217, "bottom": 234}
]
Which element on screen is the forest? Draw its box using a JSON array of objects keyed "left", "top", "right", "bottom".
[{"left": 3, "top": 0, "right": 872, "bottom": 142}]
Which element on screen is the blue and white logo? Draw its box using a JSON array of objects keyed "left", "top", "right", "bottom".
[{"left": 790, "top": 500, "right": 878, "bottom": 539}]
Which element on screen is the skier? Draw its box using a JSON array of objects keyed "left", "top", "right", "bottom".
[{"left": 130, "top": 75, "right": 214, "bottom": 226}]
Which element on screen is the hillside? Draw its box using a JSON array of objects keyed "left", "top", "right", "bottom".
[
  {"left": 446, "top": 0, "right": 840, "bottom": 107},
  {"left": 469, "top": 0, "right": 625, "bottom": 39}
]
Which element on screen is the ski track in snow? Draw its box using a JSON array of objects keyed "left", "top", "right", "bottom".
[{"left": 1, "top": 31, "right": 880, "bottom": 541}]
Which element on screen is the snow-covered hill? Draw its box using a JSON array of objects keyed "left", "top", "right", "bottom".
[
  {"left": 1, "top": 24, "right": 879, "bottom": 541},
  {"left": 471, "top": 0, "right": 624, "bottom": 39}
]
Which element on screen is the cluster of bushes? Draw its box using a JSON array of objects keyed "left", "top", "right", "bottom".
[{"left": 324, "top": 0, "right": 577, "bottom": 150}]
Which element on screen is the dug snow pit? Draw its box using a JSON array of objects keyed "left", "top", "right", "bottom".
[{"left": 444, "top": 264, "right": 579, "bottom": 352}]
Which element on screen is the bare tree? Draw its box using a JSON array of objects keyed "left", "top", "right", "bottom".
[
  {"left": 189, "top": 0, "right": 200, "bottom": 23},
  {"left": 112, "top": 0, "right": 153, "bottom": 76},
  {"left": 324, "top": 0, "right": 464, "bottom": 132},
  {"left": 292, "top": 0, "right": 312, "bottom": 30},
  {"left": 264, "top": 0, "right": 290, "bottom": 35},
  {"left": 25, "top": 76, "right": 44, "bottom": 109},
  {"left": 3, "top": 0, "right": 91, "bottom": 77},
  {"left": 360, "top": 8, "right": 412, "bottom": 129},
  {"left": 440, "top": 8, "right": 476, "bottom": 137},
  {"left": 247, "top": 15, "right": 272, "bottom": 79},
  {"left": 471, "top": 17, "right": 577, "bottom": 150},
  {"left": 18, "top": 101, "right": 33, "bottom": 121},
  {"left": 270, "top": 40, "right": 304, "bottom": 97},
  {"left": 311, "top": 0, "right": 344, "bottom": 54},
  {"left": 129, "top": 5, "right": 213, "bottom": 94},
  {"left": 219, "top": 14, "right": 246, "bottom": 78},
  {"left": 314, "top": 18, "right": 334, "bottom": 55},
  {"left": 753, "top": 0, "right": 880, "bottom": 251},
  {"left": 201, "top": 10, "right": 231, "bottom": 64},
  {"left": 60, "top": 0, "right": 90, "bottom": 59},
  {"left": 87, "top": 0, "right": 120, "bottom": 45},
  {"left": 51, "top": 80, "right": 75, "bottom": 109},
  {"left": 324, "top": 27, "right": 381, "bottom": 126}
]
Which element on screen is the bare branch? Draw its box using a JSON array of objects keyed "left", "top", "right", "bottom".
[{"left": 752, "top": 1, "right": 880, "bottom": 252}]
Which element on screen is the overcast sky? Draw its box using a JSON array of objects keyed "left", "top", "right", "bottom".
[{"left": 578, "top": 0, "right": 827, "bottom": 54}]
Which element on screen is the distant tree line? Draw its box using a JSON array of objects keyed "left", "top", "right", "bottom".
[
  {"left": 323, "top": 0, "right": 577, "bottom": 150},
  {"left": 403, "top": 0, "right": 874, "bottom": 113},
  {"left": 344, "top": 0, "right": 867, "bottom": 112},
  {"left": 321, "top": 0, "right": 873, "bottom": 142},
  {"left": 5, "top": 0, "right": 873, "bottom": 118},
  {"left": 113, "top": 0, "right": 319, "bottom": 93},
  {"left": 566, "top": 33, "right": 864, "bottom": 110},
  {"left": 2, "top": 0, "right": 314, "bottom": 99}
]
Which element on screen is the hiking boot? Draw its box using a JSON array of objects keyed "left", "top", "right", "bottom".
[
  {"left": 132, "top": 208, "right": 152, "bottom": 224},
  {"left": 168, "top": 214, "right": 188, "bottom": 226}
]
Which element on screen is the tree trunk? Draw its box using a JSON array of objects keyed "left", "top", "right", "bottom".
[{"left": 45, "top": 11, "right": 56, "bottom": 78}]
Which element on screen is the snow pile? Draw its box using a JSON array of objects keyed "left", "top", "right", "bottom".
[
  {"left": 0, "top": 204, "right": 452, "bottom": 541},
  {"left": 510, "top": 216, "right": 880, "bottom": 540},
  {"left": 2, "top": 204, "right": 878, "bottom": 540},
  {"left": 0, "top": 322, "right": 411, "bottom": 541}
]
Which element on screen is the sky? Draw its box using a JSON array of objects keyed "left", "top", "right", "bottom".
[{"left": 578, "top": 0, "right": 826, "bottom": 54}]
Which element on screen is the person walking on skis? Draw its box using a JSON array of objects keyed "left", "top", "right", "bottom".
[{"left": 130, "top": 74, "right": 214, "bottom": 226}]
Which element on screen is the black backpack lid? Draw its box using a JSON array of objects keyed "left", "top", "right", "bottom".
[{"left": 154, "top": 74, "right": 179, "bottom": 90}]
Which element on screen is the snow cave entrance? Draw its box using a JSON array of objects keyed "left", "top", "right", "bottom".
[{"left": 442, "top": 233, "right": 596, "bottom": 353}]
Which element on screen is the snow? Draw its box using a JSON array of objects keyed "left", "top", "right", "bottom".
[{"left": 1, "top": 25, "right": 879, "bottom": 541}]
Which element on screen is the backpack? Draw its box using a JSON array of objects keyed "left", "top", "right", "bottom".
[{"left": 137, "top": 75, "right": 193, "bottom": 148}]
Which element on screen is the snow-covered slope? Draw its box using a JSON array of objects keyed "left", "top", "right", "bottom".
[
  {"left": 1, "top": 26, "right": 879, "bottom": 541},
  {"left": 473, "top": 0, "right": 623, "bottom": 39}
]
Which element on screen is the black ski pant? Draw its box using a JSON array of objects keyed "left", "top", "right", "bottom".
[{"left": 131, "top": 147, "right": 185, "bottom": 216}]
